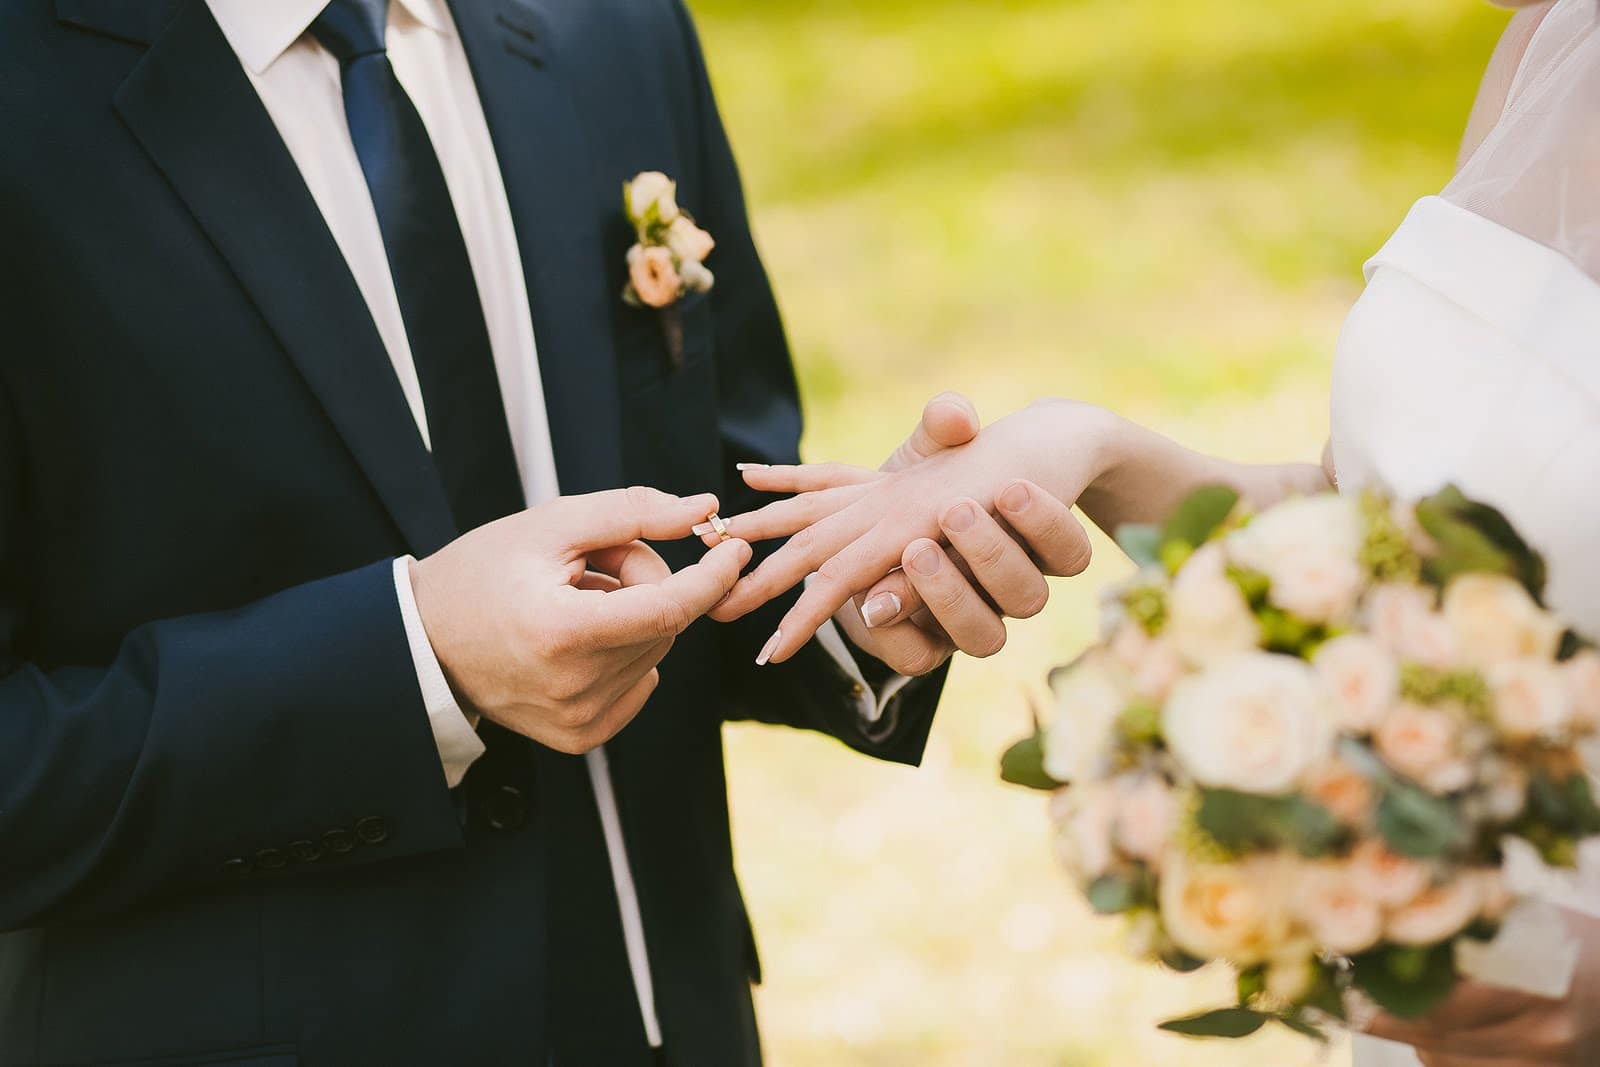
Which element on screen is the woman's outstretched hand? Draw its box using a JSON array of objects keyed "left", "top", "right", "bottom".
[{"left": 708, "top": 398, "right": 1105, "bottom": 664}]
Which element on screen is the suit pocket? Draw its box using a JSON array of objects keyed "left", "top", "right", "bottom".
[{"left": 615, "top": 290, "right": 715, "bottom": 396}]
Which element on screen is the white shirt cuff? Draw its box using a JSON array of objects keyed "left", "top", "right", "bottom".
[
  {"left": 813, "top": 618, "right": 914, "bottom": 734},
  {"left": 392, "top": 556, "right": 487, "bottom": 788}
]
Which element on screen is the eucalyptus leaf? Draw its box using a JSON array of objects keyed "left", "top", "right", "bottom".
[
  {"left": 1275, "top": 1013, "right": 1330, "bottom": 1042},
  {"left": 1162, "top": 485, "right": 1241, "bottom": 551},
  {"left": 1086, "top": 874, "right": 1137, "bottom": 915},
  {"left": 1415, "top": 485, "right": 1547, "bottom": 599},
  {"left": 1352, "top": 943, "right": 1458, "bottom": 1019},
  {"left": 999, "top": 733, "right": 1062, "bottom": 791},
  {"left": 1158, "top": 1007, "right": 1270, "bottom": 1039},
  {"left": 1196, "top": 789, "right": 1344, "bottom": 858},
  {"left": 1116, "top": 523, "right": 1162, "bottom": 569},
  {"left": 1376, "top": 781, "right": 1471, "bottom": 859}
]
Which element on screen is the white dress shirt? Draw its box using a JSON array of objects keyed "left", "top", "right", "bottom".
[{"left": 204, "top": 0, "right": 902, "bottom": 1051}]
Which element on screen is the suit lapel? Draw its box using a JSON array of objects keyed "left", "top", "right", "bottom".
[
  {"left": 110, "top": 0, "right": 459, "bottom": 557},
  {"left": 448, "top": 0, "right": 625, "bottom": 497}
]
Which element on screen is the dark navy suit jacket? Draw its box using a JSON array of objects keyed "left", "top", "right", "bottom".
[{"left": 0, "top": 0, "right": 945, "bottom": 1063}]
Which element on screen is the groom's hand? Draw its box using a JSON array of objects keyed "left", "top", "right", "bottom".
[{"left": 410, "top": 487, "right": 751, "bottom": 754}]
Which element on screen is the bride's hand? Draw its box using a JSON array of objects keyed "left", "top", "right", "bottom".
[
  {"left": 1364, "top": 909, "right": 1600, "bottom": 1065},
  {"left": 710, "top": 399, "right": 1108, "bottom": 663}
]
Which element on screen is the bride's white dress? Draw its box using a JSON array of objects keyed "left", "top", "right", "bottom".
[{"left": 1330, "top": 1, "right": 1600, "bottom": 1062}]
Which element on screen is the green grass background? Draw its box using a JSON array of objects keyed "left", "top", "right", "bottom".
[{"left": 688, "top": 1, "right": 1511, "bottom": 1062}]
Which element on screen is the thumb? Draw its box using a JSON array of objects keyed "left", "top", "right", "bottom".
[{"left": 881, "top": 391, "right": 980, "bottom": 473}]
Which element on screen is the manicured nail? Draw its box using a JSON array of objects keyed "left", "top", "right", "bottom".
[
  {"left": 909, "top": 546, "right": 942, "bottom": 576},
  {"left": 692, "top": 522, "right": 716, "bottom": 537},
  {"left": 944, "top": 501, "right": 977, "bottom": 533},
  {"left": 756, "top": 629, "right": 782, "bottom": 666},
  {"left": 861, "top": 592, "right": 902, "bottom": 628},
  {"left": 735, "top": 462, "right": 769, "bottom": 471},
  {"left": 998, "top": 482, "right": 1032, "bottom": 513}
]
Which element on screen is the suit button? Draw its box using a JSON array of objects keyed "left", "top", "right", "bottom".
[
  {"left": 485, "top": 784, "right": 527, "bottom": 832},
  {"left": 222, "top": 856, "right": 251, "bottom": 877},
  {"left": 253, "top": 847, "right": 287, "bottom": 871},
  {"left": 288, "top": 839, "right": 322, "bottom": 863},
  {"left": 322, "top": 827, "right": 357, "bottom": 855},
  {"left": 354, "top": 815, "right": 390, "bottom": 845}
]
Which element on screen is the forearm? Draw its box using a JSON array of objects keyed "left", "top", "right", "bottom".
[{"left": 1065, "top": 402, "right": 1330, "bottom": 536}]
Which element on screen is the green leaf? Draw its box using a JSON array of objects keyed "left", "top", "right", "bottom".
[
  {"left": 999, "top": 732, "right": 1062, "bottom": 791},
  {"left": 1236, "top": 967, "right": 1266, "bottom": 1006},
  {"left": 1116, "top": 523, "right": 1162, "bottom": 569},
  {"left": 1195, "top": 789, "right": 1345, "bottom": 858},
  {"left": 1086, "top": 874, "right": 1137, "bottom": 915},
  {"left": 1162, "top": 485, "right": 1241, "bottom": 551},
  {"left": 1376, "top": 781, "right": 1471, "bottom": 859},
  {"left": 1415, "top": 485, "right": 1547, "bottom": 600},
  {"left": 1352, "top": 943, "right": 1459, "bottom": 1019},
  {"left": 1158, "top": 1007, "right": 1270, "bottom": 1039}
]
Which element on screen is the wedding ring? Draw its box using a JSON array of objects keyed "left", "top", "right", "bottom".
[{"left": 707, "top": 513, "right": 731, "bottom": 542}]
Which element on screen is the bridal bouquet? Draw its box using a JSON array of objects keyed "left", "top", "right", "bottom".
[{"left": 1003, "top": 485, "right": 1600, "bottom": 1041}]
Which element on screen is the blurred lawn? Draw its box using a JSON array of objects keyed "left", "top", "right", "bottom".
[{"left": 687, "top": 0, "right": 1510, "bottom": 1063}]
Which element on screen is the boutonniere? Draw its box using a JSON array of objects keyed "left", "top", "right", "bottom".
[{"left": 621, "top": 171, "right": 715, "bottom": 369}]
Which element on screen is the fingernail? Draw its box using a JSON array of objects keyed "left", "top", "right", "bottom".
[
  {"left": 909, "top": 546, "right": 941, "bottom": 576},
  {"left": 756, "top": 629, "right": 782, "bottom": 666},
  {"left": 944, "top": 501, "right": 977, "bottom": 532},
  {"left": 735, "top": 462, "right": 769, "bottom": 471},
  {"left": 861, "top": 592, "right": 901, "bottom": 628},
  {"left": 998, "top": 482, "right": 1032, "bottom": 513},
  {"left": 692, "top": 522, "right": 716, "bottom": 537}
]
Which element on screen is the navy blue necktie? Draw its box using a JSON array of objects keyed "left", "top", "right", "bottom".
[{"left": 312, "top": 0, "right": 525, "bottom": 533}]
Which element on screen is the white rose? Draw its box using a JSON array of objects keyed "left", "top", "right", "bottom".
[
  {"left": 1292, "top": 860, "right": 1384, "bottom": 955},
  {"left": 1314, "top": 634, "right": 1400, "bottom": 733},
  {"left": 1265, "top": 949, "right": 1318, "bottom": 1004},
  {"left": 1565, "top": 650, "right": 1600, "bottom": 731},
  {"left": 664, "top": 215, "right": 715, "bottom": 263},
  {"left": 1165, "top": 544, "right": 1260, "bottom": 667},
  {"left": 1347, "top": 839, "right": 1431, "bottom": 908},
  {"left": 1442, "top": 574, "right": 1564, "bottom": 668},
  {"left": 624, "top": 171, "right": 679, "bottom": 226},
  {"left": 1373, "top": 702, "right": 1473, "bottom": 794},
  {"left": 1489, "top": 659, "right": 1574, "bottom": 742},
  {"left": 1112, "top": 775, "right": 1179, "bottom": 866},
  {"left": 1159, "top": 851, "right": 1293, "bottom": 967},
  {"left": 1043, "top": 656, "right": 1126, "bottom": 785},
  {"left": 1386, "top": 878, "right": 1482, "bottom": 946},
  {"left": 1051, "top": 783, "right": 1116, "bottom": 883},
  {"left": 678, "top": 258, "right": 715, "bottom": 294},
  {"left": 1107, "top": 619, "right": 1185, "bottom": 704},
  {"left": 1163, "top": 652, "right": 1333, "bottom": 795},
  {"left": 1228, "top": 495, "right": 1365, "bottom": 624},
  {"left": 1367, "top": 583, "right": 1458, "bottom": 669}
]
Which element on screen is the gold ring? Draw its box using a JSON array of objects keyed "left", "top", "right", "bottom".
[{"left": 707, "top": 513, "right": 731, "bottom": 542}]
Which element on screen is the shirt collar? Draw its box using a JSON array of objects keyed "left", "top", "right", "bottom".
[{"left": 206, "top": 0, "right": 453, "bottom": 76}]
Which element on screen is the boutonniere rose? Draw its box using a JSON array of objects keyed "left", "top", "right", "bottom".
[{"left": 621, "top": 171, "right": 715, "bottom": 367}]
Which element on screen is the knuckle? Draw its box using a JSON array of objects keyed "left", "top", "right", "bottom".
[
  {"left": 1062, "top": 538, "right": 1093, "bottom": 577},
  {"left": 813, "top": 554, "right": 853, "bottom": 589},
  {"left": 930, "top": 582, "right": 967, "bottom": 613},
  {"left": 967, "top": 535, "right": 1007, "bottom": 570},
  {"left": 654, "top": 598, "right": 692, "bottom": 637},
  {"left": 970, "top": 627, "right": 1007, "bottom": 659},
  {"left": 1011, "top": 585, "right": 1050, "bottom": 620},
  {"left": 897, "top": 644, "right": 944, "bottom": 677},
  {"left": 623, "top": 484, "right": 661, "bottom": 513}
]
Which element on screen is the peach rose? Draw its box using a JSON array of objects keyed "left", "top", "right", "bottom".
[
  {"left": 1303, "top": 758, "right": 1376, "bottom": 826},
  {"left": 1227, "top": 495, "right": 1365, "bottom": 624},
  {"left": 624, "top": 171, "right": 679, "bottom": 225},
  {"left": 1442, "top": 574, "right": 1564, "bottom": 667},
  {"left": 1107, "top": 620, "right": 1185, "bottom": 704},
  {"left": 1043, "top": 655, "right": 1126, "bottom": 785},
  {"left": 626, "top": 244, "right": 682, "bottom": 308},
  {"left": 1165, "top": 544, "right": 1260, "bottom": 667},
  {"left": 1293, "top": 861, "right": 1383, "bottom": 954},
  {"left": 1314, "top": 634, "right": 1400, "bottom": 733},
  {"left": 1163, "top": 652, "right": 1333, "bottom": 796},
  {"left": 1373, "top": 702, "right": 1472, "bottom": 794},
  {"left": 1051, "top": 782, "right": 1116, "bottom": 883},
  {"left": 1386, "top": 878, "right": 1482, "bottom": 946},
  {"left": 1565, "top": 650, "right": 1600, "bottom": 731},
  {"left": 1348, "top": 839, "right": 1431, "bottom": 908},
  {"left": 1112, "top": 775, "right": 1179, "bottom": 866},
  {"left": 1475, "top": 867, "right": 1514, "bottom": 921},
  {"left": 1159, "top": 851, "right": 1293, "bottom": 967},
  {"left": 664, "top": 216, "right": 715, "bottom": 263},
  {"left": 1489, "top": 659, "right": 1574, "bottom": 742},
  {"left": 1367, "top": 583, "right": 1458, "bottom": 669}
]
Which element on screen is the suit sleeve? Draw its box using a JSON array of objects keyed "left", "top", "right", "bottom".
[
  {"left": 0, "top": 383, "right": 465, "bottom": 928},
  {"left": 665, "top": 0, "right": 948, "bottom": 765}
]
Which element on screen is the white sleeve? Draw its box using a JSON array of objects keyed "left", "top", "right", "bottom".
[{"left": 392, "top": 556, "right": 486, "bottom": 788}]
